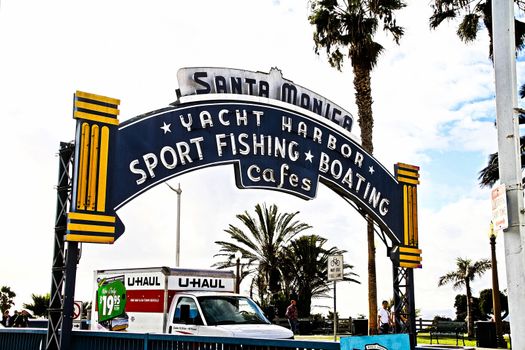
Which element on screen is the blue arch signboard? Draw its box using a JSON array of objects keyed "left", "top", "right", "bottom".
[
  {"left": 117, "top": 96, "right": 400, "bottom": 232},
  {"left": 64, "top": 67, "right": 421, "bottom": 271}
]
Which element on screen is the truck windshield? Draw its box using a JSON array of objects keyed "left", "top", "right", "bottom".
[{"left": 197, "top": 296, "right": 270, "bottom": 326}]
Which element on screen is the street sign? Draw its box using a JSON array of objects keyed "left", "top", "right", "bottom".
[
  {"left": 73, "top": 301, "right": 83, "bottom": 320},
  {"left": 97, "top": 280, "right": 126, "bottom": 322},
  {"left": 491, "top": 184, "right": 508, "bottom": 231},
  {"left": 327, "top": 255, "right": 344, "bottom": 281}
]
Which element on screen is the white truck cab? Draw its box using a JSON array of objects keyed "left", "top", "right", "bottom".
[
  {"left": 91, "top": 266, "right": 293, "bottom": 339},
  {"left": 168, "top": 291, "right": 291, "bottom": 338}
]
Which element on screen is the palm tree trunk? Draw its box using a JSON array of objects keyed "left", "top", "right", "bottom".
[
  {"left": 353, "top": 63, "right": 377, "bottom": 334},
  {"left": 466, "top": 280, "right": 474, "bottom": 337},
  {"left": 367, "top": 219, "right": 378, "bottom": 334},
  {"left": 354, "top": 65, "right": 374, "bottom": 153}
]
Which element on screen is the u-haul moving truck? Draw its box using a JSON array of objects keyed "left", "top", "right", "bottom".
[{"left": 92, "top": 267, "right": 293, "bottom": 339}]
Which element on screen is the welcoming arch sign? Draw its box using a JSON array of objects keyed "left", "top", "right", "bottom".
[{"left": 65, "top": 67, "right": 421, "bottom": 269}]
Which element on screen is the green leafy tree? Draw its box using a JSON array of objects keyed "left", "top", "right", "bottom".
[
  {"left": 478, "top": 288, "right": 509, "bottom": 319},
  {"left": 282, "top": 235, "right": 359, "bottom": 317},
  {"left": 23, "top": 293, "right": 50, "bottom": 318},
  {"left": 0, "top": 286, "right": 16, "bottom": 313},
  {"left": 214, "top": 203, "right": 311, "bottom": 307},
  {"left": 454, "top": 294, "right": 483, "bottom": 322},
  {"left": 438, "top": 257, "right": 491, "bottom": 337},
  {"left": 309, "top": 0, "right": 405, "bottom": 334}
]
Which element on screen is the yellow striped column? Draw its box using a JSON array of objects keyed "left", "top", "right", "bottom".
[
  {"left": 66, "top": 91, "right": 120, "bottom": 244},
  {"left": 395, "top": 163, "right": 422, "bottom": 268}
]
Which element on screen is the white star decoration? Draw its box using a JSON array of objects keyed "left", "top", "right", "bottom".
[
  {"left": 160, "top": 122, "right": 172, "bottom": 134},
  {"left": 305, "top": 150, "right": 314, "bottom": 163},
  {"left": 369, "top": 166, "right": 375, "bottom": 174}
]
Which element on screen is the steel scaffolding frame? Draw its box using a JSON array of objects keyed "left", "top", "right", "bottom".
[{"left": 45, "top": 142, "right": 78, "bottom": 350}]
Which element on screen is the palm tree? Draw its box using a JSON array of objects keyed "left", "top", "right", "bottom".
[
  {"left": 23, "top": 293, "right": 50, "bottom": 318},
  {"left": 429, "top": 0, "right": 525, "bottom": 59},
  {"left": 282, "top": 235, "right": 360, "bottom": 317},
  {"left": 309, "top": 0, "right": 405, "bottom": 334},
  {"left": 438, "top": 257, "right": 491, "bottom": 337},
  {"left": 214, "top": 203, "right": 311, "bottom": 306}
]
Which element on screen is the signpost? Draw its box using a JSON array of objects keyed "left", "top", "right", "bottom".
[{"left": 328, "top": 255, "right": 343, "bottom": 341}]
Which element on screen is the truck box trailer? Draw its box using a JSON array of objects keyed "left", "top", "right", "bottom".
[{"left": 91, "top": 266, "right": 293, "bottom": 339}]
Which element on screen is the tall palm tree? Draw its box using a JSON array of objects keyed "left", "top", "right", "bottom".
[
  {"left": 213, "top": 203, "right": 311, "bottom": 306},
  {"left": 309, "top": 0, "right": 405, "bottom": 334},
  {"left": 282, "top": 235, "right": 360, "bottom": 317},
  {"left": 438, "top": 257, "right": 491, "bottom": 337}
]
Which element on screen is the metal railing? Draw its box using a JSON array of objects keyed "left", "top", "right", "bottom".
[
  {"left": 0, "top": 329, "right": 340, "bottom": 350},
  {"left": 0, "top": 328, "right": 46, "bottom": 350}
]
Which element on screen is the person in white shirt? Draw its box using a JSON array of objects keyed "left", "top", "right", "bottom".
[{"left": 377, "top": 300, "right": 392, "bottom": 334}]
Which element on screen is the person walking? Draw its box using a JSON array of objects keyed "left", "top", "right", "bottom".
[
  {"left": 285, "top": 299, "right": 299, "bottom": 334},
  {"left": 377, "top": 300, "right": 392, "bottom": 334}
]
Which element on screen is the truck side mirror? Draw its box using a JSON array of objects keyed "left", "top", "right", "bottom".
[{"left": 180, "top": 304, "right": 191, "bottom": 324}]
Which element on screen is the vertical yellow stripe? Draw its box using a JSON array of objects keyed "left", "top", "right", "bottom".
[
  {"left": 97, "top": 126, "right": 110, "bottom": 212},
  {"left": 78, "top": 123, "right": 90, "bottom": 210},
  {"left": 412, "top": 187, "right": 418, "bottom": 246},
  {"left": 87, "top": 125, "right": 100, "bottom": 211},
  {"left": 403, "top": 185, "right": 408, "bottom": 245},
  {"left": 408, "top": 187, "right": 412, "bottom": 245}
]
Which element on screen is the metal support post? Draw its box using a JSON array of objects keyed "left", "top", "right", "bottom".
[
  {"left": 167, "top": 182, "right": 182, "bottom": 267},
  {"left": 392, "top": 265, "right": 416, "bottom": 349},
  {"left": 46, "top": 142, "right": 74, "bottom": 350},
  {"left": 492, "top": 1, "right": 525, "bottom": 348},
  {"left": 489, "top": 235, "right": 506, "bottom": 348},
  {"left": 60, "top": 241, "right": 79, "bottom": 350},
  {"left": 333, "top": 281, "right": 337, "bottom": 341}
]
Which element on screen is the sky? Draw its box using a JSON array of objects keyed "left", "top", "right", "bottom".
[{"left": 1, "top": 0, "right": 523, "bottom": 321}]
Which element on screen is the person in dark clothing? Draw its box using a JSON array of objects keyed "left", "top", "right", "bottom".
[
  {"left": 1, "top": 310, "right": 10, "bottom": 327},
  {"left": 13, "top": 310, "right": 29, "bottom": 327},
  {"left": 8, "top": 311, "right": 18, "bottom": 327}
]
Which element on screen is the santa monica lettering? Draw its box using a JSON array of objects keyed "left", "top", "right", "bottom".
[{"left": 176, "top": 67, "right": 354, "bottom": 133}]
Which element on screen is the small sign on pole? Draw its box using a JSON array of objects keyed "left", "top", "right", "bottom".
[
  {"left": 328, "top": 255, "right": 344, "bottom": 281},
  {"left": 491, "top": 184, "right": 509, "bottom": 231},
  {"left": 328, "top": 255, "right": 343, "bottom": 341},
  {"left": 73, "top": 301, "right": 83, "bottom": 320}
]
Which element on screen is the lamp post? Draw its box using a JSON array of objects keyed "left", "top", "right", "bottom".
[
  {"left": 489, "top": 222, "right": 506, "bottom": 348},
  {"left": 235, "top": 251, "right": 242, "bottom": 294},
  {"left": 166, "top": 182, "right": 182, "bottom": 267}
]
